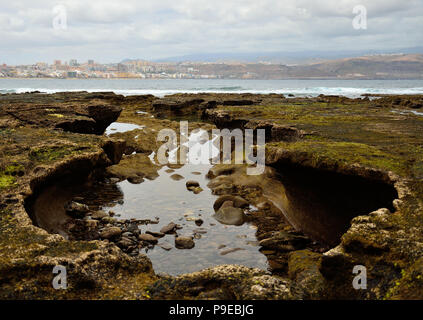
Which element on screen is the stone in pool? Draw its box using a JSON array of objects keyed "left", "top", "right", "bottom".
[
  {"left": 213, "top": 195, "right": 249, "bottom": 211},
  {"left": 64, "top": 201, "right": 89, "bottom": 218},
  {"left": 160, "top": 222, "right": 177, "bottom": 234},
  {"left": 186, "top": 180, "right": 200, "bottom": 188},
  {"left": 146, "top": 230, "right": 165, "bottom": 238},
  {"left": 158, "top": 242, "right": 172, "bottom": 251},
  {"left": 170, "top": 174, "right": 184, "bottom": 181},
  {"left": 100, "top": 227, "right": 122, "bottom": 239},
  {"left": 175, "top": 236, "right": 195, "bottom": 249},
  {"left": 190, "top": 187, "right": 203, "bottom": 194},
  {"left": 138, "top": 234, "right": 158, "bottom": 244},
  {"left": 213, "top": 206, "right": 246, "bottom": 226},
  {"left": 91, "top": 210, "right": 108, "bottom": 220}
]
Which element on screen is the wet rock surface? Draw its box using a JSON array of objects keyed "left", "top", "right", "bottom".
[{"left": 0, "top": 91, "right": 123, "bottom": 134}]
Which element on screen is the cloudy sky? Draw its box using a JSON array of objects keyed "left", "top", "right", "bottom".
[{"left": 1, "top": 0, "right": 423, "bottom": 64}]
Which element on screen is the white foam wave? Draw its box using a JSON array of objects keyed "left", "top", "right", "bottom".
[{"left": 2, "top": 86, "right": 423, "bottom": 98}]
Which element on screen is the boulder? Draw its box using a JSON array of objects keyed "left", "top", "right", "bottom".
[{"left": 213, "top": 206, "right": 246, "bottom": 226}]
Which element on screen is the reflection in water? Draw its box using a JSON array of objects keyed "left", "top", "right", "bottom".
[
  {"left": 391, "top": 109, "right": 423, "bottom": 117},
  {"left": 102, "top": 163, "right": 268, "bottom": 275},
  {"left": 105, "top": 122, "right": 145, "bottom": 135},
  {"left": 101, "top": 129, "right": 267, "bottom": 275}
]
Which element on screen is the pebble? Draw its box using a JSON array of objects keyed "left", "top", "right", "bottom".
[
  {"left": 127, "top": 176, "right": 144, "bottom": 184},
  {"left": 194, "top": 218, "right": 204, "bottom": 226},
  {"left": 214, "top": 206, "right": 245, "bottom": 226},
  {"left": 158, "top": 242, "right": 173, "bottom": 251},
  {"left": 160, "top": 222, "right": 177, "bottom": 234},
  {"left": 122, "top": 232, "right": 134, "bottom": 238},
  {"left": 170, "top": 174, "right": 184, "bottom": 181},
  {"left": 100, "top": 227, "right": 122, "bottom": 239},
  {"left": 220, "top": 248, "right": 245, "bottom": 256},
  {"left": 146, "top": 230, "right": 165, "bottom": 238},
  {"left": 85, "top": 219, "right": 99, "bottom": 229},
  {"left": 186, "top": 180, "right": 200, "bottom": 188},
  {"left": 193, "top": 228, "right": 207, "bottom": 234},
  {"left": 127, "top": 223, "right": 140, "bottom": 234},
  {"left": 175, "top": 236, "right": 195, "bottom": 249},
  {"left": 213, "top": 195, "right": 249, "bottom": 211},
  {"left": 117, "top": 237, "right": 135, "bottom": 249},
  {"left": 138, "top": 234, "right": 158, "bottom": 244},
  {"left": 64, "top": 201, "right": 89, "bottom": 218},
  {"left": 191, "top": 187, "right": 203, "bottom": 194},
  {"left": 101, "top": 216, "right": 117, "bottom": 224},
  {"left": 91, "top": 211, "right": 108, "bottom": 219}
]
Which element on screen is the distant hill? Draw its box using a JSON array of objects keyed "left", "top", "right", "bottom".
[
  {"left": 303, "top": 54, "right": 423, "bottom": 79},
  {"left": 184, "top": 54, "right": 423, "bottom": 79},
  {"left": 120, "top": 53, "right": 423, "bottom": 79},
  {"left": 150, "top": 47, "right": 423, "bottom": 65}
]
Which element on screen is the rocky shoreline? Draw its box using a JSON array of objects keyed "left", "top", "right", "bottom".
[{"left": 0, "top": 91, "right": 422, "bottom": 299}]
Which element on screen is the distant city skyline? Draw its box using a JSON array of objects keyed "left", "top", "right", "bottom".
[
  {"left": 2, "top": 53, "right": 423, "bottom": 80},
  {"left": 1, "top": 0, "right": 423, "bottom": 65}
]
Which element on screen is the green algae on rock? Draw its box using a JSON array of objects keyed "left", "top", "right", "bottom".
[{"left": 1, "top": 91, "right": 423, "bottom": 300}]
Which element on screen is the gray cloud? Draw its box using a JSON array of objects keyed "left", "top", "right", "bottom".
[{"left": 1, "top": 0, "right": 422, "bottom": 64}]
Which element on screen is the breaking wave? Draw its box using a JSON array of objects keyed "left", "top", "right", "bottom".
[{"left": 1, "top": 79, "right": 423, "bottom": 98}]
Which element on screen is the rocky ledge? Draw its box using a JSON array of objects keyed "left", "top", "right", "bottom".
[
  {"left": 1, "top": 91, "right": 422, "bottom": 299},
  {"left": 0, "top": 92, "right": 155, "bottom": 299}
]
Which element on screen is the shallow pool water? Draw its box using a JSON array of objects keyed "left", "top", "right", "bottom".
[
  {"left": 100, "top": 162, "right": 268, "bottom": 275},
  {"left": 391, "top": 109, "right": 423, "bottom": 117},
  {"left": 100, "top": 128, "right": 267, "bottom": 275},
  {"left": 105, "top": 122, "right": 145, "bottom": 135}
]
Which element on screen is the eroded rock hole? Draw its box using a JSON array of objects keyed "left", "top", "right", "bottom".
[{"left": 269, "top": 164, "right": 398, "bottom": 247}]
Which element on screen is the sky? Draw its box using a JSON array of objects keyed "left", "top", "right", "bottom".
[{"left": 1, "top": 0, "right": 423, "bottom": 64}]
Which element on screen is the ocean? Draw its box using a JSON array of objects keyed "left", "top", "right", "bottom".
[{"left": 1, "top": 78, "right": 423, "bottom": 98}]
